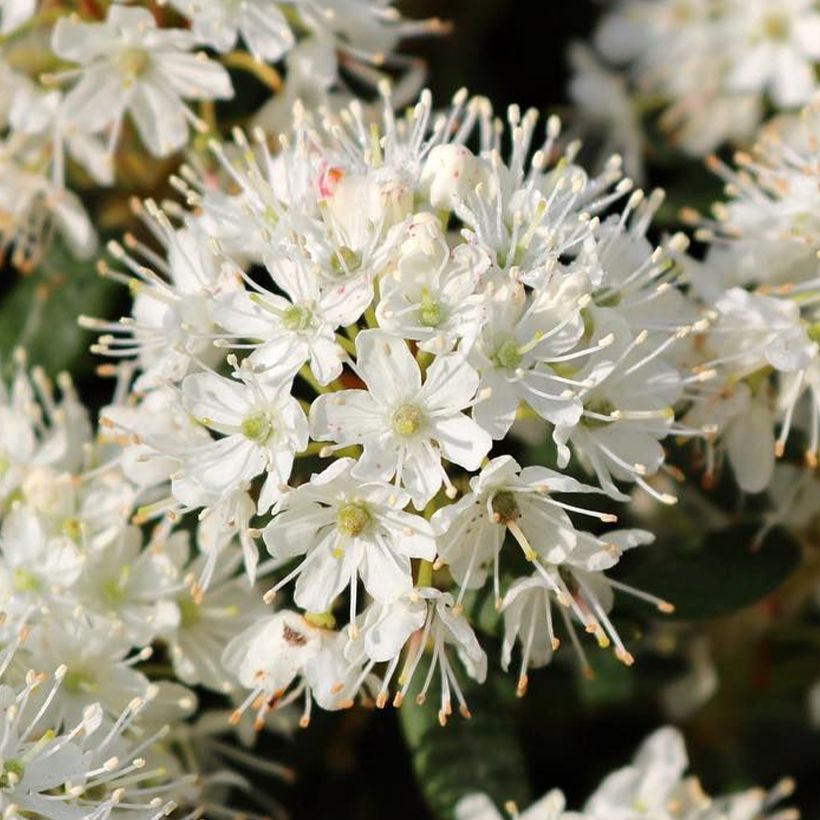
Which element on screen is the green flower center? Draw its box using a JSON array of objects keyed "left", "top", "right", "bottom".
[
  {"left": 763, "top": 13, "right": 789, "bottom": 39},
  {"left": 119, "top": 49, "right": 150, "bottom": 84},
  {"left": 337, "top": 502, "right": 370, "bottom": 537},
  {"left": 491, "top": 490, "right": 520, "bottom": 524},
  {"left": 417, "top": 291, "right": 444, "bottom": 328},
  {"left": 13, "top": 567, "right": 40, "bottom": 593},
  {"left": 0, "top": 758, "right": 24, "bottom": 788},
  {"left": 282, "top": 304, "right": 313, "bottom": 332},
  {"left": 241, "top": 412, "right": 274, "bottom": 445},
  {"left": 331, "top": 246, "right": 362, "bottom": 276},
  {"left": 178, "top": 596, "right": 201, "bottom": 628},
  {"left": 392, "top": 404, "right": 425, "bottom": 437},
  {"left": 492, "top": 339, "right": 523, "bottom": 370},
  {"left": 62, "top": 516, "right": 83, "bottom": 542},
  {"left": 64, "top": 669, "right": 96, "bottom": 695},
  {"left": 581, "top": 398, "right": 616, "bottom": 429}
]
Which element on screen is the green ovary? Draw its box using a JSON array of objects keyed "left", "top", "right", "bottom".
[
  {"left": 491, "top": 490, "right": 520, "bottom": 524},
  {"left": 492, "top": 339, "right": 523, "bottom": 370},
  {"left": 337, "top": 502, "right": 370, "bottom": 537},
  {"left": 13, "top": 567, "right": 40, "bottom": 593},
  {"left": 119, "top": 49, "right": 150, "bottom": 84},
  {"left": 392, "top": 404, "right": 425, "bottom": 437},
  {"left": 178, "top": 596, "right": 201, "bottom": 628},
  {"left": 241, "top": 412, "right": 274, "bottom": 445},
  {"left": 331, "top": 246, "right": 361, "bottom": 276},
  {"left": 282, "top": 304, "right": 313, "bottom": 332}
]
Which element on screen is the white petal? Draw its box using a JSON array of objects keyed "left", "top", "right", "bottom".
[{"left": 356, "top": 330, "right": 421, "bottom": 405}]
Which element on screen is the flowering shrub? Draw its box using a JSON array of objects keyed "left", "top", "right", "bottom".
[{"left": 0, "top": 1, "right": 817, "bottom": 818}]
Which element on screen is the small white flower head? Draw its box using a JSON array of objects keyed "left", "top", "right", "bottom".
[
  {"left": 588, "top": 0, "right": 820, "bottom": 154},
  {"left": 177, "top": 361, "right": 307, "bottom": 513},
  {"left": 432, "top": 455, "right": 619, "bottom": 606},
  {"left": 583, "top": 726, "right": 694, "bottom": 819},
  {"left": 52, "top": 5, "right": 233, "bottom": 157},
  {"left": 455, "top": 790, "right": 568, "bottom": 820},
  {"left": 386, "top": 589, "right": 487, "bottom": 726},
  {"left": 376, "top": 213, "right": 489, "bottom": 354},
  {"left": 223, "top": 609, "right": 339, "bottom": 729},
  {"left": 212, "top": 246, "right": 358, "bottom": 386},
  {"left": 310, "top": 329, "right": 492, "bottom": 509},
  {"left": 0, "top": 152, "right": 97, "bottom": 270},
  {"left": 263, "top": 458, "right": 436, "bottom": 617},
  {"left": 684, "top": 107, "right": 820, "bottom": 483}
]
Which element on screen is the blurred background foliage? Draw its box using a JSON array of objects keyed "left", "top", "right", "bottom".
[{"left": 1, "top": 1, "right": 819, "bottom": 818}]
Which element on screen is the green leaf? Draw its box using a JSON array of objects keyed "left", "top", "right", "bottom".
[
  {"left": 0, "top": 239, "right": 116, "bottom": 377},
  {"left": 619, "top": 523, "right": 801, "bottom": 621},
  {"left": 579, "top": 649, "right": 636, "bottom": 706},
  {"left": 400, "top": 670, "right": 530, "bottom": 819}
]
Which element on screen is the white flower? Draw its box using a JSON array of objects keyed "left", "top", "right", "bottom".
[
  {"left": 222, "top": 610, "right": 331, "bottom": 729},
  {"left": 369, "top": 589, "right": 487, "bottom": 725},
  {"left": 169, "top": 0, "right": 294, "bottom": 62},
  {"left": 420, "top": 143, "right": 489, "bottom": 212},
  {"left": 166, "top": 547, "right": 270, "bottom": 692},
  {"left": 0, "top": 154, "right": 96, "bottom": 270},
  {"left": 70, "top": 525, "right": 182, "bottom": 646},
  {"left": 0, "top": 0, "right": 35, "bottom": 34},
  {"left": 262, "top": 458, "right": 436, "bottom": 616},
  {"left": 469, "top": 275, "right": 590, "bottom": 440},
  {"left": 212, "top": 246, "right": 358, "bottom": 385},
  {"left": 431, "top": 455, "right": 621, "bottom": 606},
  {"left": 0, "top": 506, "right": 84, "bottom": 619},
  {"left": 456, "top": 791, "right": 570, "bottom": 820},
  {"left": 310, "top": 330, "right": 491, "bottom": 508},
  {"left": 683, "top": 382, "right": 776, "bottom": 494},
  {"left": 710, "top": 288, "right": 816, "bottom": 376},
  {"left": 583, "top": 726, "right": 695, "bottom": 820},
  {"left": 725, "top": 0, "right": 820, "bottom": 107},
  {"left": 84, "top": 217, "right": 240, "bottom": 391},
  {"left": 376, "top": 213, "right": 489, "bottom": 354},
  {"left": 552, "top": 310, "right": 683, "bottom": 503},
  {"left": 52, "top": 5, "right": 233, "bottom": 157},
  {"left": 176, "top": 363, "right": 307, "bottom": 513}
]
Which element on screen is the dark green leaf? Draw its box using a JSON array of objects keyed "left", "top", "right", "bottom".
[
  {"left": 400, "top": 670, "right": 530, "bottom": 819},
  {"left": 619, "top": 523, "right": 801, "bottom": 621},
  {"left": 0, "top": 239, "right": 116, "bottom": 377}
]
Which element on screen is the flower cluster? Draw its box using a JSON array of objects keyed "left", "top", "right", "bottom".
[
  {"left": 574, "top": 0, "right": 820, "bottom": 161},
  {"left": 681, "top": 99, "right": 820, "bottom": 495},
  {"left": 456, "top": 726, "right": 796, "bottom": 820},
  {"left": 82, "top": 87, "right": 711, "bottom": 726},
  {"left": 0, "top": 0, "right": 436, "bottom": 270},
  {"left": 0, "top": 354, "right": 293, "bottom": 816}
]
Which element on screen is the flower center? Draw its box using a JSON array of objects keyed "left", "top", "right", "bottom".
[
  {"left": 64, "top": 669, "right": 96, "bottom": 695},
  {"left": 337, "top": 502, "right": 370, "bottom": 537},
  {"left": 491, "top": 490, "right": 520, "bottom": 524},
  {"left": 762, "top": 13, "right": 789, "bottom": 39},
  {"left": 492, "top": 339, "right": 523, "bottom": 370},
  {"left": 581, "top": 398, "right": 616, "bottom": 429},
  {"left": 178, "top": 596, "right": 201, "bottom": 628},
  {"left": 0, "top": 759, "right": 24, "bottom": 788},
  {"left": 392, "top": 403, "right": 425, "bottom": 437},
  {"left": 241, "top": 411, "right": 274, "bottom": 445},
  {"left": 282, "top": 304, "right": 313, "bottom": 332},
  {"left": 13, "top": 567, "right": 40, "bottom": 593},
  {"left": 417, "top": 295, "right": 443, "bottom": 328},
  {"left": 330, "top": 246, "right": 361, "bottom": 276},
  {"left": 119, "top": 49, "right": 150, "bottom": 85},
  {"left": 62, "top": 516, "right": 82, "bottom": 542}
]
